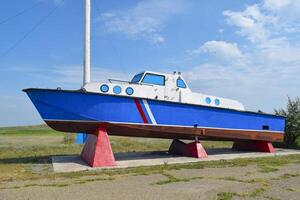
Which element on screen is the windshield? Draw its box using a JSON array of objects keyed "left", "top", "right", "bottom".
[
  {"left": 131, "top": 73, "right": 144, "bottom": 83},
  {"left": 142, "top": 73, "right": 165, "bottom": 86}
]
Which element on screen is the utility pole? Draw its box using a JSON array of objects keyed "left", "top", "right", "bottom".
[{"left": 83, "top": 0, "right": 91, "bottom": 86}]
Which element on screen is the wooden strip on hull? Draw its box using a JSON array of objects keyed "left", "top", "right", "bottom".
[{"left": 45, "top": 120, "right": 284, "bottom": 142}]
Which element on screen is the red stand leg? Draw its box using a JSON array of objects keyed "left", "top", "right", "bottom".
[
  {"left": 81, "top": 127, "right": 116, "bottom": 167},
  {"left": 232, "top": 140, "right": 276, "bottom": 153},
  {"left": 168, "top": 139, "right": 208, "bottom": 159}
]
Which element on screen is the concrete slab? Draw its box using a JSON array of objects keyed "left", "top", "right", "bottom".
[{"left": 52, "top": 148, "right": 300, "bottom": 173}]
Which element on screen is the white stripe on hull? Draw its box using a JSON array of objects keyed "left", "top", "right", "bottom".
[{"left": 142, "top": 99, "right": 157, "bottom": 125}]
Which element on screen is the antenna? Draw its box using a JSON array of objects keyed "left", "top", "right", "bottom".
[{"left": 83, "top": 0, "right": 91, "bottom": 86}]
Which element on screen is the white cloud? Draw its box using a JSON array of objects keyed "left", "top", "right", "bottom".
[
  {"left": 99, "top": 0, "right": 188, "bottom": 44},
  {"left": 223, "top": 5, "right": 274, "bottom": 43},
  {"left": 263, "top": 0, "right": 300, "bottom": 34},
  {"left": 184, "top": 1, "right": 300, "bottom": 112},
  {"left": 191, "top": 40, "right": 244, "bottom": 60},
  {"left": 263, "top": 0, "right": 291, "bottom": 11}
]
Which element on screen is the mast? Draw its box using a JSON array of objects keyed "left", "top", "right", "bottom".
[{"left": 83, "top": 0, "right": 91, "bottom": 86}]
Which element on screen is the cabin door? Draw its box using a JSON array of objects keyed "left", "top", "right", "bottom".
[{"left": 164, "top": 75, "right": 178, "bottom": 101}]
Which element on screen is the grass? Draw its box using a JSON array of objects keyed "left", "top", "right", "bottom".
[
  {"left": 218, "top": 176, "right": 269, "bottom": 187},
  {"left": 217, "top": 192, "right": 234, "bottom": 200},
  {"left": 264, "top": 197, "right": 281, "bottom": 200},
  {"left": 0, "top": 125, "right": 62, "bottom": 136},
  {"left": 217, "top": 187, "right": 266, "bottom": 200},
  {"left": 271, "top": 173, "right": 300, "bottom": 180},
  {"left": 153, "top": 172, "right": 203, "bottom": 185},
  {"left": 286, "top": 188, "right": 296, "bottom": 192},
  {"left": 258, "top": 165, "right": 280, "bottom": 173},
  {"left": 0, "top": 125, "right": 300, "bottom": 189},
  {"left": 0, "top": 176, "right": 115, "bottom": 190}
]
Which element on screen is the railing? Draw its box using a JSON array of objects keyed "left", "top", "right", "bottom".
[{"left": 108, "top": 79, "right": 155, "bottom": 87}]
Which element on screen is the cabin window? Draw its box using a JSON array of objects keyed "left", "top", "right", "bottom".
[
  {"left": 177, "top": 78, "right": 187, "bottom": 88},
  {"left": 126, "top": 87, "right": 134, "bottom": 95},
  {"left": 215, "top": 98, "right": 220, "bottom": 106},
  {"left": 100, "top": 84, "right": 109, "bottom": 93},
  {"left": 113, "top": 86, "right": 122, "bottom": 94},
  {"left": 142, "top": 73, "right": 165, "bottom": 86},
  {"left": 205, "top": 97, "right": 211, "bottom": 104},
  {"left": 131, "top": 73, "right": 144, "bottom": 83}
]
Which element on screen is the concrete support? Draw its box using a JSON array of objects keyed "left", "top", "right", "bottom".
[
  {"left": 232, "top": 140, "right": 276, "bottom": 153},
  {"left": 168, "top": 139, "right": 208, "bottom": 159},
  {"left": 81, "top": 127, "right": 115, "bottom": 167}
]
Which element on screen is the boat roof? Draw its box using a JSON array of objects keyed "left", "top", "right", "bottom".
[{"left": 133, "top": 70, "right": 182, "bottom": 77}]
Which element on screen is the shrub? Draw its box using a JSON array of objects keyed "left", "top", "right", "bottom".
[
  {"left": 275, "top": 97, "right": 300, "bottom": 148},
  {"left": 63, "top": 133, "right": 75, "bottom": 144}
]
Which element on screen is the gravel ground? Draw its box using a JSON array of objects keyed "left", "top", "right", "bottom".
[{"left": 0, "top": 163, "right": 299, "bottom": 200}]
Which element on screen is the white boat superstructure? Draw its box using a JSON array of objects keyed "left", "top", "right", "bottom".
[
  {"left": 83, "top": 71, "right": 245, "bottom": 111},
  {"left": 80, "top": 1, "right": 244, "bottom": 112}
]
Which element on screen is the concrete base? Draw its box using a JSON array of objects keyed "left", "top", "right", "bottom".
[
  {"left": 169, "top": 139, "right": 208, "bottom": 158},
  {"left": 81, "top": 127, "right": 115, "bottom": 167},
  {"left": 232, "top": 140, "right": 276, "bottom": 153},
  {"left": 52, "top": 148, "right": 300, "bottom": 173}
]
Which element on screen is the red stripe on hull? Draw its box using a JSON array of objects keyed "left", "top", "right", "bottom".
[{"left": 134, "top": 99, "right": 149, "bottom": 124}]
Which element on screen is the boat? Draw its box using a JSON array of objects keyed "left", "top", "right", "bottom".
[
  {"left": 23, "top": 0, "right": 284, "bottom": 166},
  {"left": 23, "top": 69, "right": 285, "bottom": 142}
]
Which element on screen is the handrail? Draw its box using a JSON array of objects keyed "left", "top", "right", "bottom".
[
  {"left": 108, "top": 79, "right": 154, "bottom": 87},
  {"left": 108, "top": 79, "right": 130, "bottom": 83}
]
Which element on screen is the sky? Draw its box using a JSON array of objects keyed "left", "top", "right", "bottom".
[{"left": 0, "top": 0, "right": 299, "bottom": 127}]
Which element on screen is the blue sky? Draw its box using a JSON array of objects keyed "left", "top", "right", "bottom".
[{"left": 0, "top": 0, "right": 299, "bottom": 127}]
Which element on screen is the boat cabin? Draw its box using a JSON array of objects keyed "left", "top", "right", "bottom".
[{"left": 83, "top": 71, "right": 245, "bottom": 111}]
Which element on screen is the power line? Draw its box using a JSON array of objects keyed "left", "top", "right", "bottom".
[
  {"left": 0, "top": 1, "right": 43, "bottom": 25},
  {"left": 1, "top": 0, "right": 65, "bottom": 58}
]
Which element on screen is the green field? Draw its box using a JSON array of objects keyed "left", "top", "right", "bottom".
[
  {"left": 0, "top": 125, "right": 234, "bottom": 181},
  {"left": 1, "top": 125, "right": 300, "bottom": 200},
  {"left": 0, "top": 125, "right": 298, "bottom": 185}
]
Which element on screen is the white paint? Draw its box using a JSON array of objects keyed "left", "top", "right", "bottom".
[
  {"left": 83, "top": 0, "right": 91, "bottom": 86},
  {"left": 142, "top": 99, "right": 157, "bottom": 124},
  {"left": 83, "top": 71, "right": 245, "bottom": 111}
]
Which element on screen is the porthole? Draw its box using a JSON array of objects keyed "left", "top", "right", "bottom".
[
  {"left": 113, "top": 85, "right": 122, "bottom": 94},
  {"left": 100, "top": 84, "right": 109, "bottom": 93},
  {"left": 215, "top": 98, "right": 220, "bottom": 106},
  {"left": 205, "top": 97, "right": 211, "bottom": 104},
  {"left": 125, "top": 87, "right": 134, "bottom": 95}
]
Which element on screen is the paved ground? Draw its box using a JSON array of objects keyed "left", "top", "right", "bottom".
[
  {"left": 1, "top": 161, "right": 299, "bottom": 200},
  {"left": 52, "top": 148, "right": 300, "bottom": 172}
]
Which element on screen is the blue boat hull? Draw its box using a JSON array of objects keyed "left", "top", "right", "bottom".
[{"left": 23, "top": 88, "right": 285, "bottom": 142}]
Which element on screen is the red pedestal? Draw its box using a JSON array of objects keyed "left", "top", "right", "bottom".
[
  {"left": 168, "top": 139, "right": 208, "bottom": 159},
  {"left": 81, "top": 127, "right": 116, "bottom": 167},
  {"left": 232, "top": 140, "right": 276, "bottom": 153}
]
